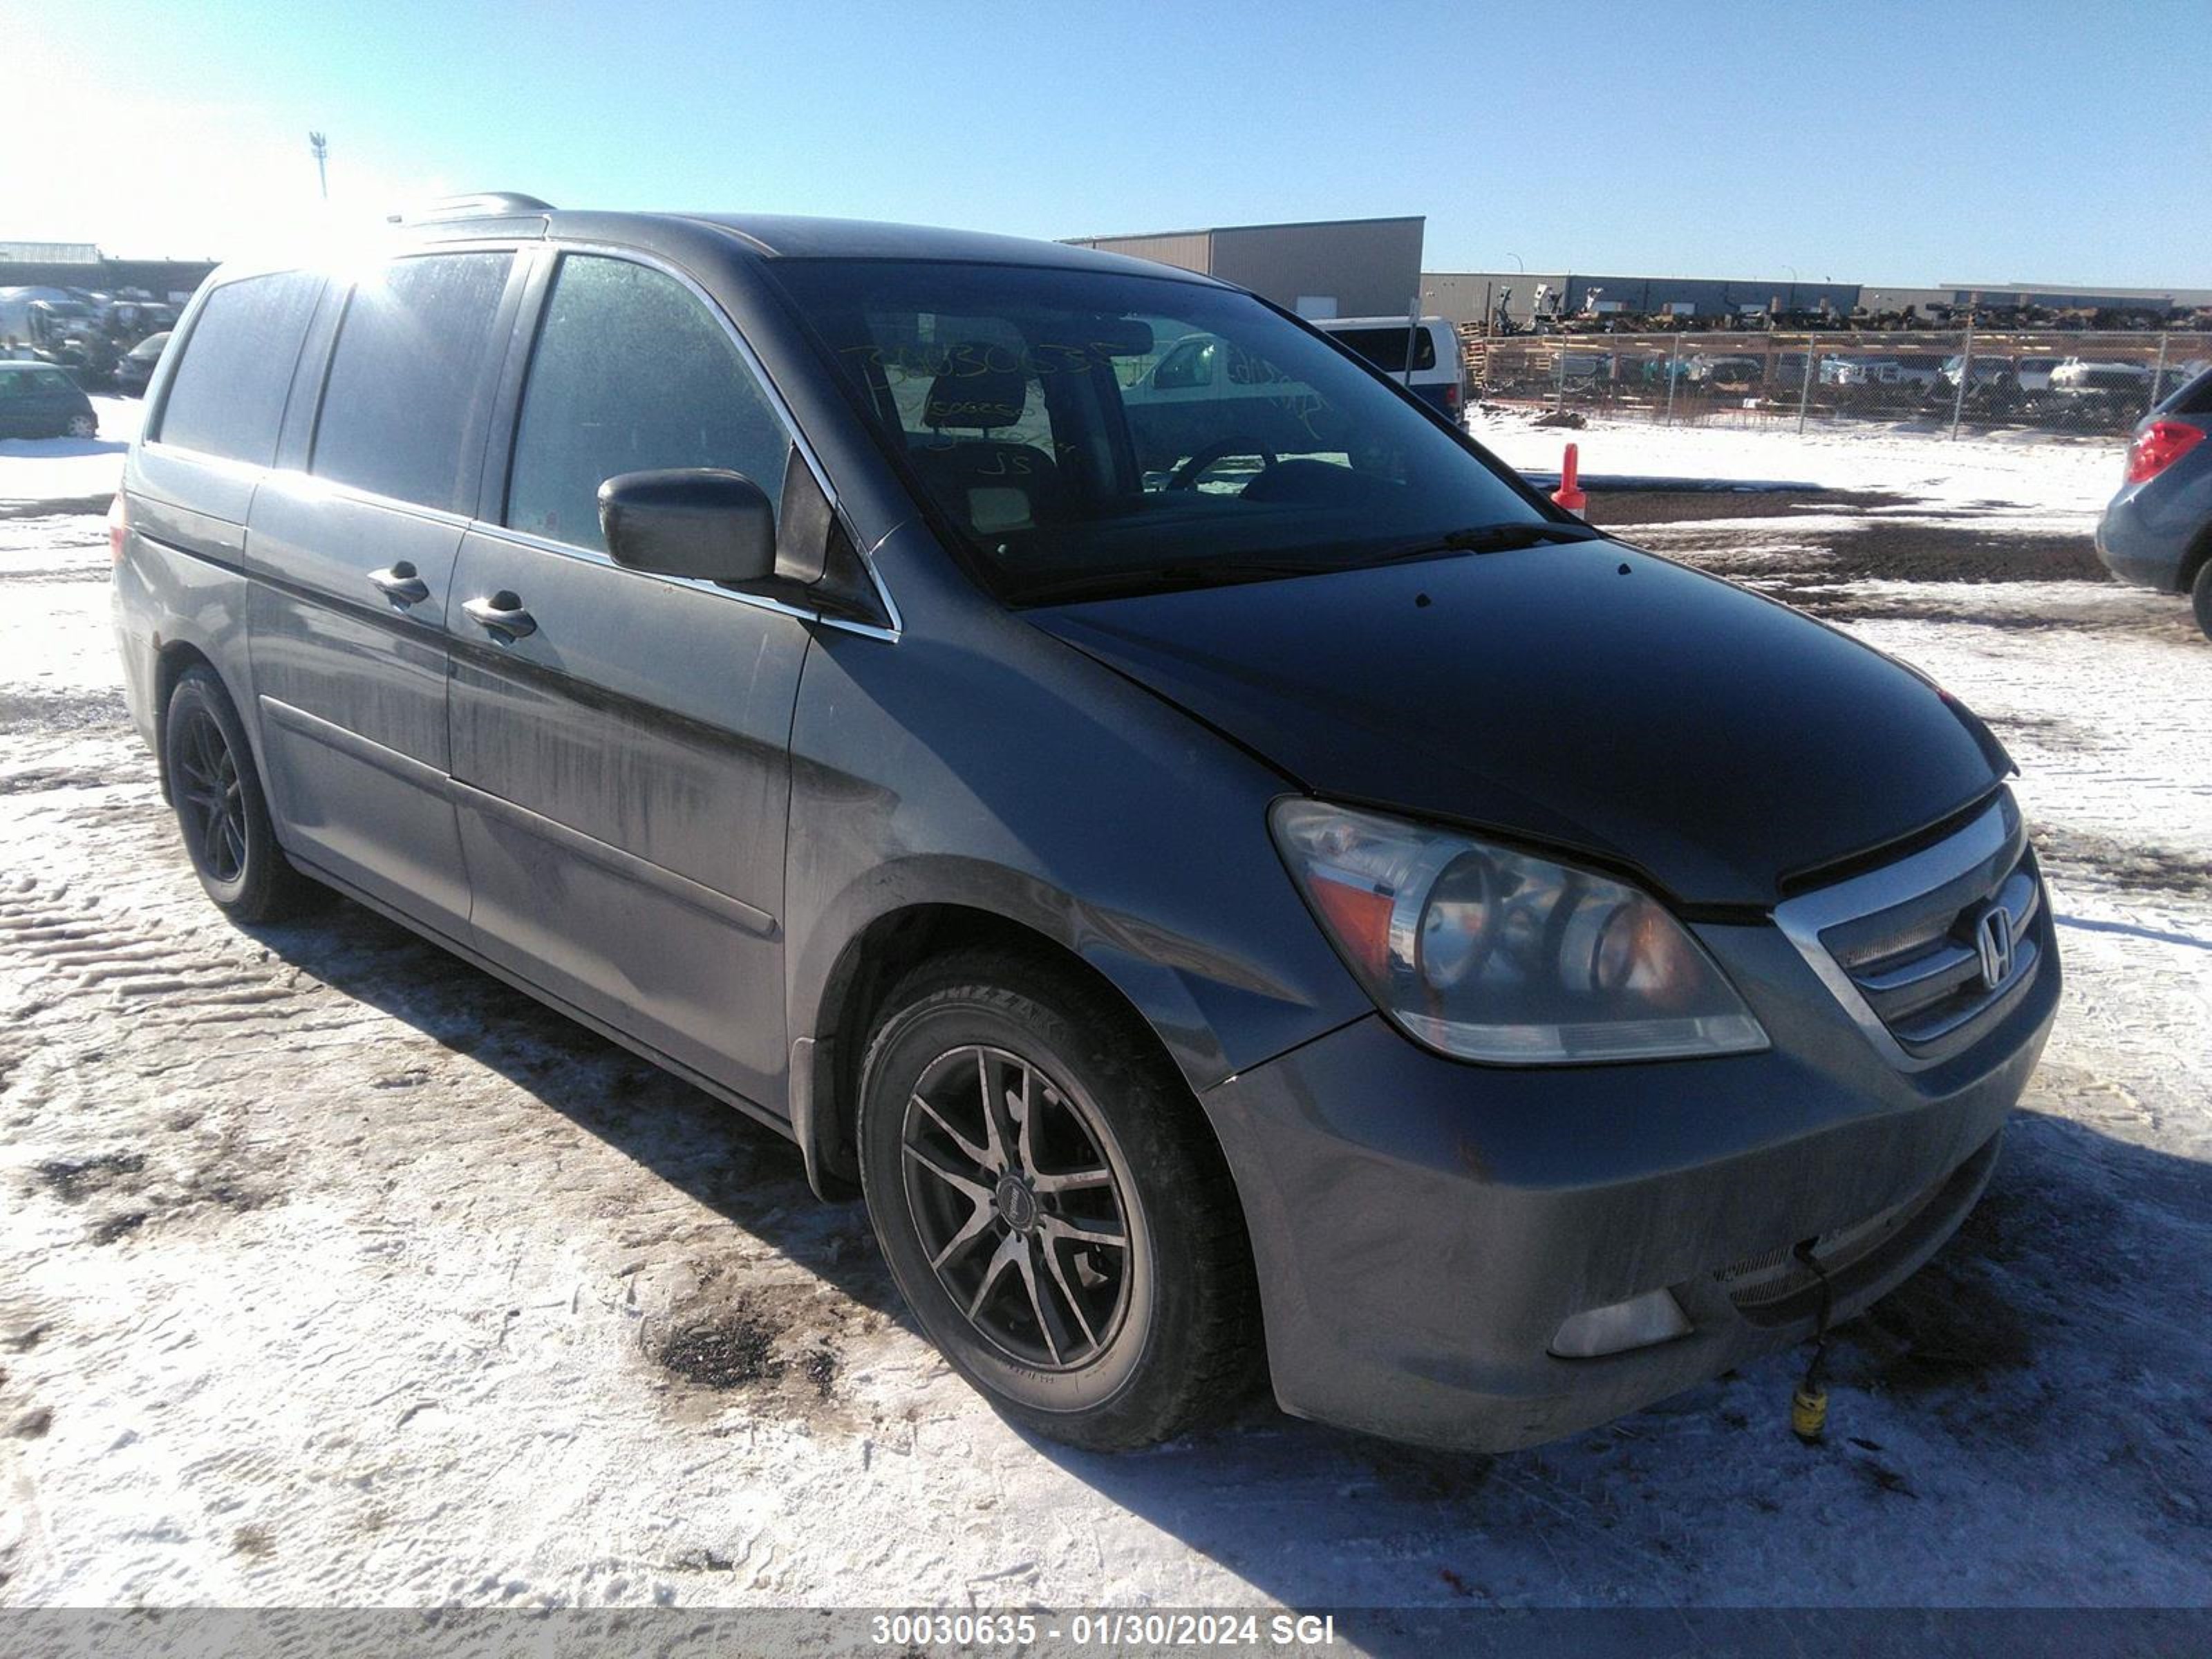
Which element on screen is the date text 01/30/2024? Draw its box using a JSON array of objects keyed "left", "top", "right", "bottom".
[{"left": 868, "top": 1612, "right": 1340, "bottom": 1648}]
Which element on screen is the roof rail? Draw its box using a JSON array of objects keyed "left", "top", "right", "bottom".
[{"left": 386, "top": 192, "right": 556, "bottom": 226}]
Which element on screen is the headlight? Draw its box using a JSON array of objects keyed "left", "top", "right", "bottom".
[{"left": 1270, "top": 799, "right": 1768, "bottom": 1064}]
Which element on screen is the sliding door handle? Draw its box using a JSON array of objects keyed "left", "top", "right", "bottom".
[
  {"left": 462, "top": 592, "right": 537, "bottom": 639},
  {"left": 368, "top": 563, "right": 430, "bottom": 605}
]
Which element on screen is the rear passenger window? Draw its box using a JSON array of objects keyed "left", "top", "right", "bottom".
[
  {"left": 156, "top": 272, "right": 321, "bottom": 465},
  {"left": 1326, "top": 327, "right": 1436, "bottom": 374},
  {"left": 505, "top": 255, "right": 790, "bottom": 553},
  {"left": 312, "top": 252, "right": 513, "bottom": 514}
]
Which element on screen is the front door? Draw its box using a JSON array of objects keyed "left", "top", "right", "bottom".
[{"left": 446, "top": 250, "right": 809, "bottom": 1107}]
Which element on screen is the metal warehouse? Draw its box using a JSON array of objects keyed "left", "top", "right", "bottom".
[{"left": 1063, "top": 216, "right": 1425, "bottom": 320}]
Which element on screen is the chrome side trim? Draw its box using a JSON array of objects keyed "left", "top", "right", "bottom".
[
  {"left": 452, "top": 780, "right": 778, "bottom": 938},
  {"left": 259, "top": 694, "right": 780, "bottom": 938},
  {"left": 1773, "top": 795, "right": 2025, "bottom": 1074},
  {"left": 259, "top": 695, "right": 447, "bottom": 794}
]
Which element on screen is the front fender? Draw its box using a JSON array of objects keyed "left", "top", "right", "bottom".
[{"left": 781, "top": 592, "right": 1371, "bottom": 1190}]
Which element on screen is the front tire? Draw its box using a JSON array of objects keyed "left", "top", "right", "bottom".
[
  {"left": 162, "top": 667, "right": 315, "bottom": 922},
  {"left": 856, "top": 949, "right": 1262, "bottom": 1450}
]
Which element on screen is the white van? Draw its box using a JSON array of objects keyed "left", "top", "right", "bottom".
[{"left": 1312, "top": 316, "right": 1463, "bottom": 417}]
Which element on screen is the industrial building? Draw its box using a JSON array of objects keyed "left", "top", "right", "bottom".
[
  {"left": 0, "top": 242, "right": 216, "bottom": 305},
  {"left": 1063, "top": 216, "right": 1424, "bottom": 320}
]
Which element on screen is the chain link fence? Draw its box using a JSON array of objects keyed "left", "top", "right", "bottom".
[{"left": 1468, "top": 328, "right": 2209, "bottom": 439}]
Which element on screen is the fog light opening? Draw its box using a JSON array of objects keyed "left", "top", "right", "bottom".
[{"left": 1549, "top": 1288, "right": 1694, "bottom": 1359}]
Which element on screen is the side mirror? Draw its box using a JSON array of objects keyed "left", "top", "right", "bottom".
[{"left": 597, "top": 469, "right": 776, "bottom": 585}]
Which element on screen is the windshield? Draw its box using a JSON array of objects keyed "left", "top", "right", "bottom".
[{"left": 766, "top": 259, "right": 1546, "bottom": 604}]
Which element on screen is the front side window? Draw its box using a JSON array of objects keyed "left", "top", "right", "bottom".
[
  {"left": 769, "top": 259, "right": 1543, "bottom": 603},
  {"left": 156, "top": 272, "right": 321, "bottom": 465},
  {"left": 312, "top": 252, "right": 514, "bottom": 514},
  {"left": 505, "top": 254, "right": 790, "bottom": 554}
]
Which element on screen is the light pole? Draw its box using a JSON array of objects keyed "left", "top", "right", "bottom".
[{"left": 309, "top": 131, "right": 328, "bottom": 200}]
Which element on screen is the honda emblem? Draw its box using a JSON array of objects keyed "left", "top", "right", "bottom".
[{"left": 1974, "top": 905, "right": 2016, "bottom": 991}]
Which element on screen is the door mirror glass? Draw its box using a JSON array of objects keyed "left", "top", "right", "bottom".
[{"left": 599, "top": 469, "right": 776, "bottom": 585}]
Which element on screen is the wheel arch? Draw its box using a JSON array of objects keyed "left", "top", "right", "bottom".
[
  {"left": 2179, "top": 516, "right": 2212, "bottom": 597},
  {"left": 794, "top": 894, "right": 1233, "bottom": 1208},
  {"left": 151, "top": 638, "right": 223, "bottom": 803}
]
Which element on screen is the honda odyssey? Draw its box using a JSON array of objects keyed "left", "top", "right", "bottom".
[{"left": 111, "top": 196, "right": 2059, "bottom": 1452}]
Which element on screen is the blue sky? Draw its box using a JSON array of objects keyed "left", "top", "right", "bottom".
[{"left": 19, "top": 0, "right": 2212, "bottom": 285}]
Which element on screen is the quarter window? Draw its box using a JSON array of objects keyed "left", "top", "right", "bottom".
[
  {"left": 312, "top": 253, "right": 514, "bottom": 514},
  {"left": 505, "top": 255, "right": 789, "bottom": 553},
  {"left": 156, "top": 272, "right": 321, "bottom": 466}
]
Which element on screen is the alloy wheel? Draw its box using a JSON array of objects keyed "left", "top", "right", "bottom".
[
  {"left": 899, "top": 1044, "right": 1133, "bottom": 1371},
  {"left": 174, "top": 707, "right": 247, "bottom": 883}
]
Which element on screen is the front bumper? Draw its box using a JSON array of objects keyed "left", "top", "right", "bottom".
[{"left": 1201, "top": 889, "right": 2059, "bottom": 1452}]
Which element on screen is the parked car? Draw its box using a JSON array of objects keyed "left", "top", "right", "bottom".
[
  {"left": 0, "top": 360, "right": 97, "bottom": 438},
  {"left": 2012, "top": 356, "right": 2062, "bottom": 393},
  {"left": 1312, "top": 316, "right": 1463, "bottom": 417},
  {"left": 113, "top": 330, "right": 171, "bottom": 397},
  {"left": 2095, "top": 366, "right": 2212, "bottom": 639},
  {"left": 1553, "top": 348, "right": 1618, "bottom": 382},
  {"left": 1886, "top": 357, "right": 1946, "bottom": 392},
  {"left": 2051, "top": 357, "right": 2149, "bottom": 396},
  {"left": 1939, "top": 355, "right": 2013, "bottom": 390},
  {"left": 1819, "top": 355, "right": 1892, "bottom": 386},
  {"left": 1685, "top": 353, "right": 1762, "bottom": 386},
  {"left": 112, "top": 198, "right": 2059, "bottom": 1454}
]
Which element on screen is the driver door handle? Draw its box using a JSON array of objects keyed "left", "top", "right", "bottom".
[
  {"left": 368, "top": 563, "right": 430, "bottom": 605},
  {"left": 462, "top": 592, "right": 537, "bottom": 639}
]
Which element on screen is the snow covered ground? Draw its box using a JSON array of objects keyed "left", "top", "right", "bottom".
[
  {"left": 1469, "top": 406, "right": 2126, "bottom": 521},
  {"left": 0, "top": 415, "right": 2208, "bottom": 1634},
  {"left": 0, "top": 397, "right": 142, "bottom": 511}
]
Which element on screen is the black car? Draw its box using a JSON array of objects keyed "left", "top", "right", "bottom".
[
  {"left": 113, "top": 330, "right": 171, "bottom": 397},
  {"left": 110, "top": 196, "right": 2058, "bottom": 1454},
  {"left": 0, "top": 360, "right": 97, "bottom": 438}
]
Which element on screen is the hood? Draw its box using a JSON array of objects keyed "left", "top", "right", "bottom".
[{"left": 1031, "top": 541, "right": 2008, "bottom": 910}]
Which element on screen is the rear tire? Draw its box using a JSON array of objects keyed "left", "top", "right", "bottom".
[
  {"left": 66, "top": 413, "right": 97, "bottom": 438},
  {"left": 856, "top": 948, "right": 1262, "bottom": 1450},
  {"left": 162, "top": 667, "right": 315, "bottom": 922},
  {"left": 2192, "top": 557, "right": 2212, "bottom": 643}
]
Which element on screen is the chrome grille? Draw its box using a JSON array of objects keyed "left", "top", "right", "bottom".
[
  {"left": 1828, "top": 856, "right": 2041, "bottom": 1051},
  {"left": 1775, "top": 793, "right": 2049, "bottom": 1071}
]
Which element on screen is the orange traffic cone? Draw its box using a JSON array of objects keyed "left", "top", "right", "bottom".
[{"left": 1551, "top": 442, "right": 1587, "bottom": 514}]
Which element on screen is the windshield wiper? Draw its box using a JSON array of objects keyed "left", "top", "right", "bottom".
[
  {"left": 1350, "top": 520, "right": 1605, "bottom": 570},
  {"left": 1018, "top": 523, "right": 1605, "bottom": 606}
]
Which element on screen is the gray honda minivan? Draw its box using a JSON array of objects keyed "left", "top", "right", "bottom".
[{"left": 112, "top": 196, "right": 2058, "bottom": 1453}]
